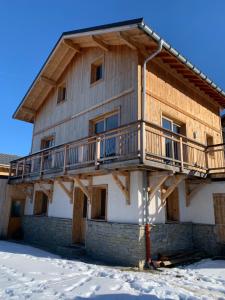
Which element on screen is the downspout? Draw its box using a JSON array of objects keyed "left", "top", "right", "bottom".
[{"left": 141, "top": 39, "right": 164, "bottom": 268}]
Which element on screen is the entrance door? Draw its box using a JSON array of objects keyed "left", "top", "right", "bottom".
[
  {"left": 8, "top": 199, "right": 25, "bottom": 239},
  {"left": 73, "top": 188, "right": 88, "bottom": 244},
  {"left": 213, "top": 193, "right": 225, "bottom": 243}
]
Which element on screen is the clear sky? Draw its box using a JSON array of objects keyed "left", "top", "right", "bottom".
[{"left": 1, "top": 0, "right": 225, "bottom": 156}]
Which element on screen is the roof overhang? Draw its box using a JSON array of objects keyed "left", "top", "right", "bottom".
[{"left": 13, "top": 18, "right": 225, "bottom": 123}]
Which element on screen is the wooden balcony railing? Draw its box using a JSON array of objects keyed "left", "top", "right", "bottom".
[{"left": 9, "top": 121, "right": 225, "bottom": 181}]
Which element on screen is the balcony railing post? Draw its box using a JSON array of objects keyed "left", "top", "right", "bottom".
[
  {"left": 63, "top": 145, "right": 69, "bottom": 174},
  {"left": 22, "top": 159, "right": 25, "bottom": 179},
  {"left": 140, "top": 121, "right": 146, "bottom": 163},
  {"left": 95, "top": 137, "right": 101, "bottom": 166},
  {"left": 40, "top": 152, "right": 44, "bottom": 176},
  {"left": 179, "top": 136, "right": 184, "bottom": 172}
]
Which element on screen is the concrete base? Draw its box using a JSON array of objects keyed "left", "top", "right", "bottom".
[{"left": 22, "top": 216, "right": 72, "bottom": 252}]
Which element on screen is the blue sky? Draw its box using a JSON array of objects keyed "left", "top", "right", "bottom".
[{"left": 1, "top": 0, "right": 225, "bottom": 156}]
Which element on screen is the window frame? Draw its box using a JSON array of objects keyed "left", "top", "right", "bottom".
[
  {"left": 57, "top": 82, "right": 67, "bottom": 104},
  {"left": 90, "top": 56, "right": 104, "bottom": 86},
  {"left": 40, "top": 135, "right": 55, "bottom": 150},
  {"left": 33, "top": 191, "right": 49, "bottom": 216},
  {"left": 90, "top": 185, "right": 108, "bottom": 221}
]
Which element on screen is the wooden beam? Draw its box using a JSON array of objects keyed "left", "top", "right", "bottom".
[
  {"left": 148, "top": 174, "right": 170, "bottom": 201},
  {"left": 73, "top": 176, "right": 91, "bottom": 200},
  {"left": 185, "top": 180, "right": 208, "bottom": 207},
  {"left": 40, "top": 76, "right": 57, "bottom": 87},
  {"left": 39, "top": 183, "right": 53, "bottom": 203},
  {"left": 57, "top": 180, "right": 73, "bottom": 203},
  {"left": 118, "top": 32, "right": 137, "bottom": 50},
  {"left": 21, "top": 106, "right": 35, "bottom": 115},
  {"left": 91, "top": 35, "right": 110, "bottom": 51},
  {"left": 162, "top": 175, "right": 186, "bottom": 203},
  {"left": 63, "top": 39, "right": 81, "bottom": 52},
  {"left": 112, "top": 171, "right": 130, "bottom": 204}
]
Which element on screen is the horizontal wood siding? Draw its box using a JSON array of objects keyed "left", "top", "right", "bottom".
[
  {"left": 145, "top": 60, "right": 222, "bottom": 145},
  {"left": 32, "top": 46, "right": 138, "bottom": 152}
]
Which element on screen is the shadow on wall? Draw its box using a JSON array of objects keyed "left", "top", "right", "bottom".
[{"left": 75, "top": 294, "right": 160, "bottom": 300}]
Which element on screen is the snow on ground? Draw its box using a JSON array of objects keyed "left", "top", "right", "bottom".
[{"left": 0, "top": 241, "right": 224, "bottom": 299}]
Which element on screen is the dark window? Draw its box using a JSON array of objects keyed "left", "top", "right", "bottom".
[
  {"left": 91, "top": 59, "right": 103, "bottom": 84},
  {"left": 11, "top": 200, "right": 23, "bottom": 217},
  {"left": 91, "top": 187, "right": 107, "bottom": 220},
  {"left": 57, "top": 85, "right": 67, "bottom": 103},
  {"left": 34, "top": 191, "right": 48, "bottom": 216},
  {"left": 41, "top": 136, "right": 54, "bottom": 150}
]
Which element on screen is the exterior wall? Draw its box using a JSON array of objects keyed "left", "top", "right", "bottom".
[
  {"left": 0, "top": 178, "right": 8, "bottom": 237},
  {"left": 145, "top": 60, "right": 222, "bottom": 145},
  {"left": 22, "top": 216, "right": 72, "bottom": 250},
  {"left": 86, "top": 220, "right": 145, "bottom": 267},
  {"left": 24, "top": 171, "right": 144, "bottom": 224},
  {"left": 32, "top": 46, "right": 138, "bottom": 153}
]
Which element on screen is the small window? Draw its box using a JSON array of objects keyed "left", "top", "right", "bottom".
[
  {"left": 57, "top": 84, "right": 67, "bottom": 103},
  {"left": 41, "top": 136, "right": 54, "bottom": 150},
  {"left": 91, "top": 187, "right": 107, "bottom": 220},
  {"left": 90, "top": 58, "right": 103, "bottom": 84},
  {"left": 34, "top": 191, "right": 48, "bottom": 216}
]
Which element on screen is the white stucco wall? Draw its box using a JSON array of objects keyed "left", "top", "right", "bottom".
[{"left": 24, "top": 171, "right": 144, "bottom": 224}]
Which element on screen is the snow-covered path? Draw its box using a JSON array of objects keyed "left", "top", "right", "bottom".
[{"left": 0, "top": 241, "right": 224, "bottom": 299}]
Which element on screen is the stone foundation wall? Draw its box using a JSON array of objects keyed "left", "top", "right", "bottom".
[
  {"left": 150, "top": 223, "right": 193, "bottom": 259},
  {"left": 22, "top": 216, "right": 72, "bottom": 251},
  {"left": 193, "top": 224, "right": 225, "bottom": 256},
  {"left": 86, "top": 220, "right": 146, "bottom": 267}
]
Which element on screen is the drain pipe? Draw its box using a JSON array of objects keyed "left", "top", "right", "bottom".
[{"left": 142, "top": 40, "right": 164, "bottom": 269}]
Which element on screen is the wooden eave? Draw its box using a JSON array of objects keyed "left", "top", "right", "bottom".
[{"left": 14, "top": 19, "right": 225, "bottom": 123}]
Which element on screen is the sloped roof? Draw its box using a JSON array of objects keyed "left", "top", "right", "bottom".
[
  {"left": 13, "top": 18, "right": 225, "bottom": 123},
  {"left": 0, "top": 153, "right": 21, "bottom": 166}
]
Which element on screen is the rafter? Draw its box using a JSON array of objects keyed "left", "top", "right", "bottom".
[
  {"left": 21, "top": 106, "right": 35, "bottom": 115},
  {"left": 40, "top": 76, "right": 57, "bottom": 87},
  {"left": 63, "top": 39, "right": 81, "bottom": 52},
  {"left": 118, "top": 32, "right": 137, "bottom": 50},
  {"left": 91, "top": 35, "right": 110, "bottom": 51}
]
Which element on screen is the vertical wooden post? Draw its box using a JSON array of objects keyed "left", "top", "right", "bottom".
[
  {"left": 63, "top": 145, "right": 68, "bottom": 174},
  {"left": 22, "top": 159, "right": 26, "bottom": 179},
  {"left": 95, "top": 137, "right": 101, "bottom": 166},
  {"left": 179, "top": 136, "right": 184, "bottom": 172},
  {"left": 40, "top": 152, "right": 44, "bottom": 176},
  {"left": 140, "top": 121, "right": 146, "bottom": 164}
]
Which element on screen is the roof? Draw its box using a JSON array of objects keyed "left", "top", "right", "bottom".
[
  {"left": 0, "top": 153, "right": 21, "bottom": 166},
  {"left": 13, "top": 18, "right": 225, "bottom": 123}
]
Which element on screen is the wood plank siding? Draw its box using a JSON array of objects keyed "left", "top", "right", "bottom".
[{"left": 32, "top": 46, "right": 138, "bottom": 152}]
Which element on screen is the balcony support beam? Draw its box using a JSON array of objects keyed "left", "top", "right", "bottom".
[
  {"left": 162, "top": 174, "right": 186, "bottom": 203},
  {"left": 57, "top": 179, "right": 74, "bottom": 204},
  {"left": 112, "top": 171, "right": 130, "bottom": 205}
]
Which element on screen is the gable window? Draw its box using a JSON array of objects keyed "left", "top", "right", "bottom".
[
  {"left": 57, "top": 84, "right": 67, "bottom": 103},
  {"left": 92, "top": 112, "right": 119, "bottom": 158},
  {"left": 90, "top": 58, "right": 103, "bottom": 84},
  {"left": 91, "top": 187, "right": 107, "bottom": 220},
  {"left": 33, "top": 191, "right": 48, "bottom": 216}
]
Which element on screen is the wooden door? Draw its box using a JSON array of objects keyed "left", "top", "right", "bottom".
[
  {"left": 213, "top": 194, "right": 225, "bottom": 243},
  {"left": 166, "top": 187, "right": 179, "bottom": 222},
  {"left": 73, "top": 188, "right": 87, "bottom": 244},
  {"left": 8, "top": 199, "right": 25, "bottom": 239}
]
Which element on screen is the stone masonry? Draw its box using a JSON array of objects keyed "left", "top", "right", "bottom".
[{"left": 22, "top": 216, "right": 72, "bottom": 251}]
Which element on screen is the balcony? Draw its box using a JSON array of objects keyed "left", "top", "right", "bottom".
[{"left": 9, "top": 121, "right": 225, "bottom": 183}]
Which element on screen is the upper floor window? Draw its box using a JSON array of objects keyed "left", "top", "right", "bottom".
[
  {"left": 90, "top": 58, "right": 103, "bottom": 84},
  {"left": 57, "top": 83, "right": 67, "bottom": 104},
  {"left": 40, "top": 136, "right": 55, "bottom": 150}
]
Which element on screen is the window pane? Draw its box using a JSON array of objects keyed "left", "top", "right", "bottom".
[
  {"left": 95, "top": 120, "right": 104, "bottom": 134},
  {"left": 162, "top": 118, "right": 172, "bottom": 131},
  {"left": 173, "top": 124, "right": 180, "bottom": 134},
  {"left": 96, "top": 65, "right": 103, "bottom": 81},
  {"left": 106, "top": 114, "right": 118, "bottom": 131}
]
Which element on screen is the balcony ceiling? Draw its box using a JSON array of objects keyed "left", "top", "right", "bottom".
[{"left": 13, "top": 18, "right": 225, "bottom": 123}]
